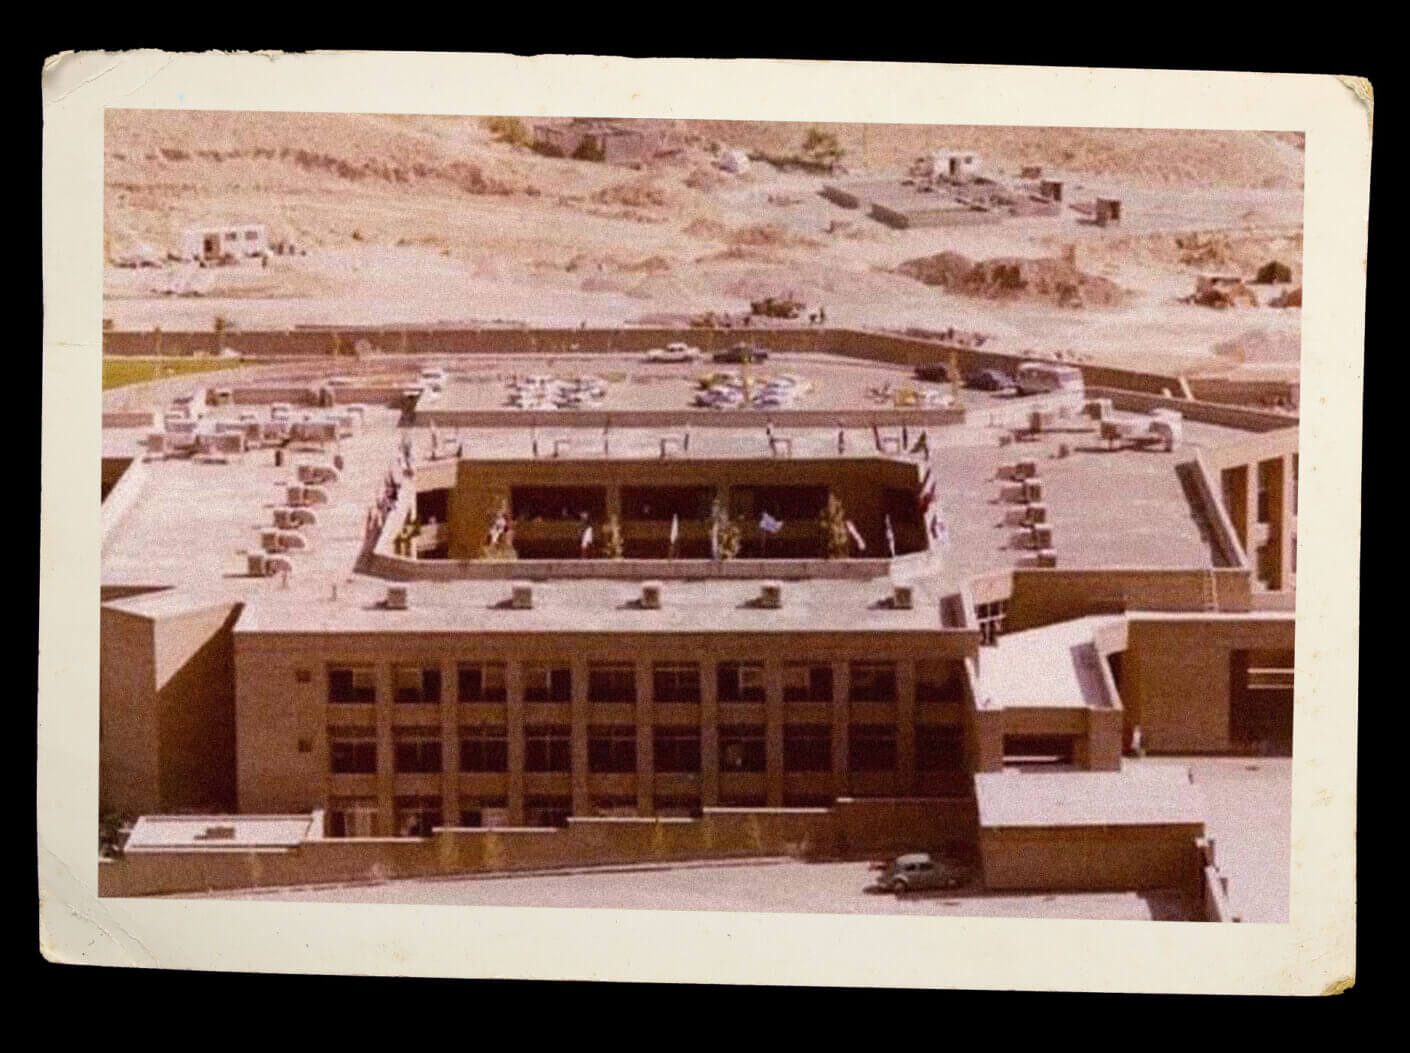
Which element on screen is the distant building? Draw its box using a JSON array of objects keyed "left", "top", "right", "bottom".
[
  {"left": 182, "top": 223, "right": 268, "bottom": 262},
  {"left": 532, "top": 120, "right": 652, "bottom": 165}
]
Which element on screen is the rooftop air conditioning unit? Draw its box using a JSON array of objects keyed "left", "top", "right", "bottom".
[
  {"left": 1022, "top": 503, "right": 1047, "bottom": 525},
  {"left": 385, "top": 586, "right": 409, "bottom": 610},
  {"left": 511, "top": 582, "right": 534, "bottom": 610},
  {"left": 1032, "top": 524, "right": 1054, "bottom": 549},
  {"left": 1023, "top": 478, "right": 1043, "bottom": 502},
  {"left": 260, "top": 529, "right": 282, "bottom": 553},
  {"left": 892, "top": 584, "right": 915, "bottom": 610},
  {"left": 1015, "top": 459, "right": 1038, "bottom": 480},
  {"left": 759, "top": 582, "right": 783, "bottom": 609},
  {"left": 641, "top": 581, "right": 663, "bottom": 609},
  {"left": 1037, "top": 549, "right": 1058, "bottom": 568},
  {"left": 247, "top": 552, "right": 269, "bottom": 577}
]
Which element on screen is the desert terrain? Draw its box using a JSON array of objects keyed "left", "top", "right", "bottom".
[{"left": 103, "top": 113, "right": 1303, "bottom": 380}]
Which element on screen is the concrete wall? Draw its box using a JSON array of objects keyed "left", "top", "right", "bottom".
[
  {"left": 1119, "top": 614, "right": 1295, "bottom": 752},
  {"left": 100, "top": 607, "right": 161, "bottom": 816},
  {"left": 100, "top": 598, "right": 242, "bottom": 817},
  {"left": 979, "top": 824, "right": 1205, "bottom": 891},
  {"left": 1004, "top": 568, "right": 1253, "bottom": 632},
  {"left": 98, "top": 798, "right": 976, "bottom": 897}
]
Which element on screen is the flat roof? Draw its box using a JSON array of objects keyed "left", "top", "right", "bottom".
[
  {"left": 232, "top": 575, "right": 950, "bottom": 635},
  {"left": 125, "top": 814, "right": 315, "bottom": 852},
  {"left": 975, "top": 766, "right": 1206, "bottom": 829},
  {"left": 974, "top": 616, "right": 1122, "bottom": 710},
  {"left": 101, "top": 354, "right": 1269, "bottom": 613}
]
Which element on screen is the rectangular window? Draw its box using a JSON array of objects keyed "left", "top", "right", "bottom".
[
  {"left": 588, "top": 663, "right": 636, "bottom": 704},
  {"left": 915, "top": 660, "right": 964, "bottom": 703},
  {"left": 849, "top": 662, "right": 898, "bottom": 703},
  {"left": 784, "top": 725, "right": 832, "bottom": 772},
  {"left": 394, "top": 728, "right": 443, "bottom": 774},
  {"left": 458, "top": 662, "right": 507, "bottom": 703},
  {"left": 783, "top": 663, "right": 833, "bottom": 703},
  {"left": 328, "top": 727, "right": 377, "bottom": 774},
  {"left": 458, "top": 725, "right": 508, "bottom": 773},
  {"left": 848, "top": 724, "right": 898, "bottom": 772},
  {"left": 916, "top": 725, "right": 965, "bottom": 771},
  {"left": 525, "top": 795, "right": 573, "bottom": 827},
  {"left": 393, "top": 664, "right": 442, "bottom": 705},
  {"left": 976, "top": 600, "right": 1008, "bottom": 646},
  {"left": 328, "top": 665, "right": 376, "bottom": 704},
  {"left": 653, "top": 726, "right": 701, "bottom": 773},
  {"left": 525, "top": 725, "right": 572, "bottom": 772},
  {"left": 457, "top": 796, "right": 509, "bottom": 829},
  {"left": 511, "top": 486, "right": 607, "bottom": 521},
  {"left": 588, "top": 725, "right": 638, "bottom": 773},
  {"left": 523, "top": 663, "right": 573, "bottom": 703},
  {"left": 327, "top": 797, "right": 378, "bottom": 838},
  {"left": 620, "top": 485, "right": 715, "bottom": 521},
  {"left": 653, "top": 662, "right": 701, "bottom": 704},
  {"left": 717, "top": 662, "right": 766, "bottom": 703},
  {"left": 719, "top": 725, "right": 767, "bottom": 773},
  {"left": 394, "top": 795, "right": 442, "bottom": 837}
]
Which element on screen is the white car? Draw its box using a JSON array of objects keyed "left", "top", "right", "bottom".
[{"left": 646, "top": 343, "right": 703, "bottom": 363}]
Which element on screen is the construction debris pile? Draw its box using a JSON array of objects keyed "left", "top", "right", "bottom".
[{"left": 896, "top": 252, "right": 1128, "bottom": 307}]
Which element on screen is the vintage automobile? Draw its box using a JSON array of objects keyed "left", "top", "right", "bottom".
[
  {"left": 645, "top": 342, "right": 704, "bottom": 363},
  {"left": 966, "top": 368, "right": 1016, "bottom": 392},
  {"left": 867, "top": 853, "right": 967, "bottom": 895},
  {"left": 712, "top": 342, "right": 770, "bottom": 364}
]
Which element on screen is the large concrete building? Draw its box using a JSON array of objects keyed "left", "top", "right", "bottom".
[{"left": 98, "top": 328, "right": 1296, "bottom": 903}]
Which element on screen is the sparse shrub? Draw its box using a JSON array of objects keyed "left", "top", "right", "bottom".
[
  {"left": 483, "top": 116, "right": 534, "bottom": 148},
  {"left": 800, "top": 127, "right": 844, "bottom": 169}
]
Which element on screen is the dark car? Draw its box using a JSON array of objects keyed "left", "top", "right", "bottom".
[
  {"left": 868, "top": 852, "right": 968, "bottom": 895},
  {"left": 914, "top": 364, "right": 953, "bottom": 383},
  {"left": 713, "top": 342, "right": 770, "bottom": 364},
  {"left": 966, "top": 368, "right": 1014, "bottom": 391}
]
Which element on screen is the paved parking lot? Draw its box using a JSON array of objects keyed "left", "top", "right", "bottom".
[{"left": 224, "top": 858, "right": 1199, "bottom": 920}]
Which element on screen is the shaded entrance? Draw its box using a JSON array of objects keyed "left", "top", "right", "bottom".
[{"left": 1229, "top": 649, "right": 1294, "bottom": 755}]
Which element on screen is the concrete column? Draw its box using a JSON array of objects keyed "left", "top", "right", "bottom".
[
  {"left": 440, "top": 658, "right": 458, "bottom": 827},
  {"left": 764, "top": 658, "right": 784, "bottom": 807},
  {"left": 1277, "top": 453, "right": 1296, "bottom": 591},
  {"left": 1242, "top": 463, "right": 1258, "bottom": 562},
  {"left": 636, "top": 658, "right": 654, "bottom": 815},
  {"left": 375, "top": 663, "right": 395, "bottom": 836},
  {"left": 506, "top": 661, "right": 525, "bottom": 825},
  {"left": 701, "top": 658, "right": 720, "bottom": 807},
  {"left": 832, "top": 660, "right": 850, "bottom": 800},
  {"left": 571, "top": 655, "right": 590, "bottom": 817},
  {"left": 896, "top": 659, "right": 917, "bottom": 794}
]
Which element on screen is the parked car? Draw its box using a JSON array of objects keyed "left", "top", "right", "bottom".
[
  {"left": 966, "top": 368, "right": 1015, "bottom": 392},
  {"left": 713, "top": 342, "right": 770, "bottom": 364},
  {"left": 646, "top": 342, "right": 703, "bottom": 363},
  {"left": 868, "top": 852, "right": 967, "bottom": 895},
  {"left": 914, "top": 364, "right": 953, "bottom": 383}
]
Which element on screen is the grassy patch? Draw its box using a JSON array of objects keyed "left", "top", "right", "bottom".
[{"left": 103, "top": 357, "right": 247, "bottom": 391}]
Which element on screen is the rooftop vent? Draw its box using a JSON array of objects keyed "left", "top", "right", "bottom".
[
  {"left": 385, "top": 586, "right": 408, "bottom": 610},
  {"left": 758, "top": 582, "right": 783, "bottom": 609},
  {"left": 641, "top": 581, "right": 663, "bottom": 609},
  {"left": 892, "top": 584, "right": 915, "bottom": 610},
  {"left": 511, "top": 582, "right": 534, "bottom": 610}
]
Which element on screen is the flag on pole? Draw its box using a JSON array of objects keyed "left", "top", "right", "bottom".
[
  {"left": 580, "top": 524, "right": 594, "bottom": 553},
  {"left": 845, "top": 519, "right": 867, "bottom": 552},
  {"left": 872, "top": 422, "right": 882, "bottom": 450},
  {"left": 765, "top": 419, "right": 774, "bottom": 442},
  {"left": 759, "top": 512, "right": 784, "bottom": 534},
  {"left": 902, "top": 423, "right": 910, "bottom": 449},
  {"left": 885, "top": 514, "right": 897, "bottom": 557},
  {"left": 669, "top": 513, "right": 680, "bottom": 556}
]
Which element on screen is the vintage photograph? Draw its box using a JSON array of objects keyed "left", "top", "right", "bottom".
[{"left": 94, "top": 106, "right": 1306, "bottom": 923}]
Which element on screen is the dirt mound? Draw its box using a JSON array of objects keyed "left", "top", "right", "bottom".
[
  {"left": 1212, "top": 329, "right": 1301, "bottom": 363},
  {"left": 684, "top": 167, "right": 727, "bottom": 192},
  {"left": 591, "top": 179, "right": 674, "bottom": 209},
  {"left": 726, "top": 223, "right": 823, "bottom": 249},
  {"left": 897, "top": 252, "right": 1127, "bottom": 307}
]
